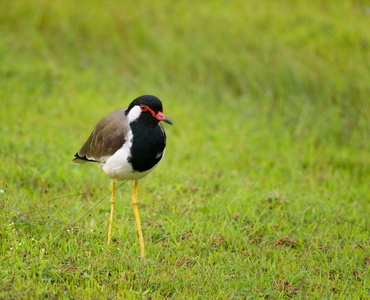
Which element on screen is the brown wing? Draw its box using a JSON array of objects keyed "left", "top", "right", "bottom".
[{"left": 72, "top": 108, "right": 129, "bottom": 164}]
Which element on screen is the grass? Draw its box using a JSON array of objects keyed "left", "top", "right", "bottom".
[{"left": 0, "top": 0, "right": 369, "bottom": 298}]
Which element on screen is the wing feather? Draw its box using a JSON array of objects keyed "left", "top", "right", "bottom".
[{"left": 72, "top": 108, "right": 130, "bottom": 164}]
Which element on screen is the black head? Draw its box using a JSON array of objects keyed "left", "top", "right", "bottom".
[
  {"left": 126, "top": 95, "right": 172, "bottom": 125},
  {"left": 127, "top": 95, "right": 162, "bottom": 112}
]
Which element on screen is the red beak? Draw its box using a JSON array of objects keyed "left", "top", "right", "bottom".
[{"left": 155, "top": 111, "right": 173, "bottom": 125}]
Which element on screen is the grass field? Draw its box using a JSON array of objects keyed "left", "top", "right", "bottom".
[{"left": 1, "top": 0, "right": 369, "bottom": 298}]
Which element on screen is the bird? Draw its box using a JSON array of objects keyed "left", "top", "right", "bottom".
[{"left": 72, "top": 95, "right": 172, "bottom": 257}]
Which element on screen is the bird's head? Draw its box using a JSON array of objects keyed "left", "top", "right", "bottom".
[{"left": 126, "top": 95, "right": 173, "bottom": 125}]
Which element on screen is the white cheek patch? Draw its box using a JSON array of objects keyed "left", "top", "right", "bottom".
[{"left": 127, "top": 106, "right": 142, "bottom": 123}]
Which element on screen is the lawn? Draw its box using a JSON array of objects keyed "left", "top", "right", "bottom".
[{"left": 0, "top": 0, "right": 369, "bottom": 298}]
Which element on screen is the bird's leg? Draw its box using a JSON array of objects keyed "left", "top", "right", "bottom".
[
  {"left": 131, "top": 180, "right": 145, "bottom": 258},
  {"left": 107, "top": 179, "right": 116, "bottom": 245}
]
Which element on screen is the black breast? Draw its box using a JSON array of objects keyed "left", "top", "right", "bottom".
[{"left": 128, "top": 122, "right": 166, "bottom": 172}]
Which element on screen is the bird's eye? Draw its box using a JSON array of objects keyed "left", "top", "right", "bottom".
[{"left": 140, "top": 105, "right": 148, "bottom": 111}]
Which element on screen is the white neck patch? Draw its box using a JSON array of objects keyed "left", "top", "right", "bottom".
[{"left": 126, "top": 105, "right": 142, "bottom": 124}]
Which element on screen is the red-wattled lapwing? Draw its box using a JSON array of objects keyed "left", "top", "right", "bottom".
[{"left": 72, "top": 95, "right": 172, "bottom": 257}]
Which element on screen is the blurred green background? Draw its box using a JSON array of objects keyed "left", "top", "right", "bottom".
[{"left": 0, "top": 0, "right": 369, "bottom": 298}]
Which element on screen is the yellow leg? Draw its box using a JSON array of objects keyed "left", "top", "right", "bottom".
[
  {"left": 132, "top": 180, "right": 145, "bottom": 258},
  {"left": 107, "top": 179, "right": 116, "bottom": 245}
]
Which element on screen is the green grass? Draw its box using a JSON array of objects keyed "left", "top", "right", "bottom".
[{"left": 1, "top": 0, "right": 369, "bottom": 298}]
